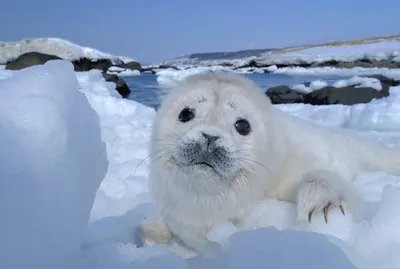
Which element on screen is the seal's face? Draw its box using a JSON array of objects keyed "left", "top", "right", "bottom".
[{"left": 151, "top": 72, "right": 272, "bottom": 187}]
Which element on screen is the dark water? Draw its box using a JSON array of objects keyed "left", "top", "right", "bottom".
[{"left": 124, "top": 72, "right": 350, "bottom": 109}]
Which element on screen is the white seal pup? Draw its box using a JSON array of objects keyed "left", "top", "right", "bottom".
[{"left": 138, "top": 72, "right": 400, "bottom": 254}]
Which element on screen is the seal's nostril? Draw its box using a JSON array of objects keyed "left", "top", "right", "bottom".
[{"left": 201, "top": 133, "right": 220, "bottom": 148}]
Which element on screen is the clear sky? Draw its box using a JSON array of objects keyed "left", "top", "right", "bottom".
[{"left": 2, "top": 0, "right": 399, "bottom": 64}]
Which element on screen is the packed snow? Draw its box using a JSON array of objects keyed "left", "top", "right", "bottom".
[
  {"left": 0, "top": 37, "right": 137, "bottom": 65},
  {"left": 2, "top": 60, "right": 400, "bottom": 269}
]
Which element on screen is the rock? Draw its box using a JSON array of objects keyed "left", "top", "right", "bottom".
[
  {"left": 117, "top": 61, "right": 141, "bottom": 70},
  {"left": 102, "top": 73, "right": 131, "bottom": 98},
  {"left": 72, "top": 58, "right": 113, "bottom": 72},
  {"left": 266, "top": 85, "right": 304, "bottom": 104},
  {"left": 5, "top": 52, "right": 62, "bottom": 70},
  {"left": 303, "top": 85, "right": 388, "bottom": 105},
  {"left": 158, "top": 64, "right": 179, "bottom": 70},
  {"left": 265, "top": 75, "right": 397, "bottom": 106},
  {"left": 311, "top": 59, "right": 400, "bottom": 69}
]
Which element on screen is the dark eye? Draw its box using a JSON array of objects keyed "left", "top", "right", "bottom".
[
  {"left": 235, "top": 119, "right": 251, "bottom": 136},
  {"left": 179, "top": 107, "right": 195, "bottom": 123}
]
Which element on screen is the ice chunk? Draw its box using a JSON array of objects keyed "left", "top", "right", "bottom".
[{"left": 0, "top": 60, "right": 108, "bottom": 269}]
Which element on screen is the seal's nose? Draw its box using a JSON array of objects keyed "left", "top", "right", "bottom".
[{"left": 201, "top": 133, "right": 220, "bottom": 149}]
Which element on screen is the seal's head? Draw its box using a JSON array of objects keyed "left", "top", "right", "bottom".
[{"left": 149, "top": 72, "right": 278, "bottom": 197}]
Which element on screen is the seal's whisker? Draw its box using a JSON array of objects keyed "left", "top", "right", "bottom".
[{"left": 134, "top": 148, "right": 171, "bottom": 176}]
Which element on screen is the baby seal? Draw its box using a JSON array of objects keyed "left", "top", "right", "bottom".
[{"left": 138, "top": 72, "right": 400, "bottom": 254}]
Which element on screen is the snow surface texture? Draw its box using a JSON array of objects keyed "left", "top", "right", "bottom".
[
  {"left": 3, "top": 62, "right": 400, "bottom": 268},
  {"left": 0, "top": 60, "right": 108, "bottom": 269},
  {"left": 0, "top": 37, "right": 137, "bottom": 64}
]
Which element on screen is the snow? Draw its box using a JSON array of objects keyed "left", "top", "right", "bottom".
[
  {"left": 235, "top": 67, "right": 265, "bottom": 74},
  {"left": 292, "top": 80, "right": 328, "bottom": 93},
  {"left": 333, "top": 76, "right": 382, "bottom": 91},
  {"left": 3, "top": 59, "right": 400, "bottom": 269},
  {"left": 310, "top": 80, "right": 329, "bottom": 90},
  {"left": 108, "top": 66, "right": 125, "bottom": 72},
  {"left": 0, "top": 37, "right": 137, "bottom": 65},
  {"left": 161, "top": 38, "right": 400, "bottom": 67},
  {"left": 0, "top": 60, "right": 108, "bottom": 269},
  {"left": 258, "top": 39, "right": 400, "bottom": 65},
  {"left": 155, "top": 66, "right": 232, "bottom": 90},
  {"left": 107, "top": 68, "right": 141, "bottom": 76},
  {"left": 272, "top": 66, "right": 400, "bottom": 81}
]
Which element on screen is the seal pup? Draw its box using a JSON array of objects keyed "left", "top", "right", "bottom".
[{"left": 138, "top": 72, "right": 400, "bottom": 254}]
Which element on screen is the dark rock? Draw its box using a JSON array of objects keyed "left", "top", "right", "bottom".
[
  {"left": 102, "top": 73, "right": 131, "bottom": 98},
  {"left": 303, "top": 86, "right": 388, "bottom": 105},
  {"left": 265, "top": 74, "right": 398, "bottom": 106},
  {"left": 117, "top": 61, "right": 141, "bottom": 70},
  {"left": 158, "top": 64, "right": 179, "bottom": 70},
  {"left": 72, "top": 58, "right": 113, "bottom": 72},
  {"left": 266, "top": 85, "right": 304, "bottom": 104},
  {"left": 5, "top": 52, "right": 62, "bottom": 70},
  {"left": 235, "top": 59, "right": 260, "bottom": 69},
  {"left": 312, "top": 59, "right": 400, "bottom": 69}
]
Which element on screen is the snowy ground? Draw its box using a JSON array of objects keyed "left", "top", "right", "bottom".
[{"left": 2, "top": 60, "right": 400, "bottom": 269}]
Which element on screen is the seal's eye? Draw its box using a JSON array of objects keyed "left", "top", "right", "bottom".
[
  {"left": 179, "top": 107, "right": 195, "bottom": 123},
  {"left": 235, "top": 119, "right": 251, "bottom": 136}
]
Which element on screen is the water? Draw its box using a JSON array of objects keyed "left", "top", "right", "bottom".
[{"left": 124, "top": 72, "right": 351, "bottom": 109}]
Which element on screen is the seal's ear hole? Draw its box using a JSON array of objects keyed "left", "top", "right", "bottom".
[
  {"left": 179, "top": 107, "right": 195, "bottom": 123},
  {"left": 235, "top": 119, "right": 251, "bottom": 136}
]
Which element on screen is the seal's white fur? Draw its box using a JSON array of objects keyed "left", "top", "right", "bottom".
[{"left": 138, "top": 72, "right": 400, "bottom": 255}]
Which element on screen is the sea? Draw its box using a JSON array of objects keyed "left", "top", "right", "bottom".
[{"left": 124, "top": 72, "right": 351, "bottom": 109}]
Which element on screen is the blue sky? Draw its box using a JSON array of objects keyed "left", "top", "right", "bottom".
[{"left": 2, "top": 0, "right": 399, "bottom": 64}]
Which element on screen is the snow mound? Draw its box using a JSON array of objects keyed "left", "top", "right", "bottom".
[
  {"left": 333, "top": 76, "right": 382, "bottom": 90},
  {"left": 0, "top": 37, "right": 137, "bottom": 64},
  {"left": 0, "top": 60, "right": 108, "bottom": 269},
  {"left": 292, "top": 80, "right": 328, "bottom": 93}
]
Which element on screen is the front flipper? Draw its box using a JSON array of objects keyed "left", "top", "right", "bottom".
[
  {"left": 296, "top": 170, "right": 361, "bottom": 223},
  {"left": 137, "top": 214, "right": 172, "bottom": 247}
]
